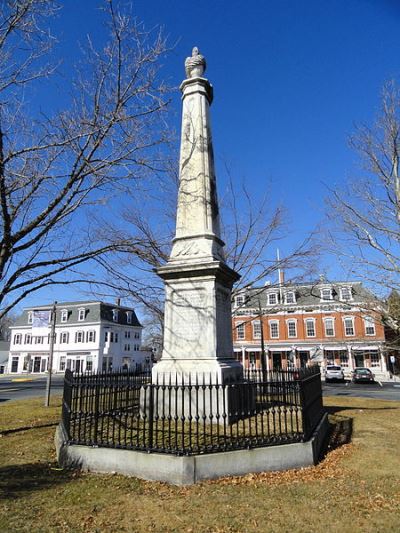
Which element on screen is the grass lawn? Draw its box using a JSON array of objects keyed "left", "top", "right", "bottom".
[{"left": 0, "top": 395, "right": 399, "bottom": 532}]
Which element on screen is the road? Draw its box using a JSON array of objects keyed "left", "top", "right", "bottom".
[
  {"left": 322, "top": 380, "right": 400, "bottom": 401},
  {"left": 1, "top": 375, "right": 400, "bottom": 403},
  {"left": 0, "top": 375, "right": 65, "bottom": 403}
]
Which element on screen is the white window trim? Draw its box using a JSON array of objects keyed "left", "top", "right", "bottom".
[
  {"left": 252, "top": 320, "right": 262, "bottom": 339},
  {"left": 126, "top": 311, "right": 132, "bottom": 324},
  {"left": 320, "top": 287, "right": 333, "bottom": 301},
  {"left": 112, "top": 309, "right": 119, "bottom": 322},
  {"left": 267, "top": 292, "right": 279, "bottom": 305},
  {"left": 78, "top": 308, "right": 86, "bottom": 322},
  {"left": 340, "top": 286, "right": 353, "bottom": 301},
  {"left": 343, "top": 316, "right": 355, "bottom": 337},
  {"left": 284, "top": 291, "right": 296, "bottom": 304},
  {"left": 304, "top": 318, "right": 316, "bottom": 338},
  {"left": 27, "top": 311, "right": 33, "bottom": 324},
  {"left": 269, "top": 320, "right": 279, "bottom": 339},
  {"left": 364, "top": 316, "right": 376, "bottom": 336},
  {"left": 234, "top": 294, "right": 245, "bottom": 308},
  {"left": 286, "top": 319, "right": 297, "bottom": 338},
  {"left": 236, "top": 321, "right": 245, "bottom": 341},
  {"left": 61, "top": 309, "right": 68, "bottom": 323},
  {"left": 323, "top": 317, "right": 335, "bottom": 337}
]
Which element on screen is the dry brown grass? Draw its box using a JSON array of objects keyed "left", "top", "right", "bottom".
[{"left": 0, "top": 395, "right": 399, "bottom": 532}]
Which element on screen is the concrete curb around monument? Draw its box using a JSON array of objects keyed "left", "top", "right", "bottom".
[{"left": 55, "top": 412, "right": 330, "bottom": 486}]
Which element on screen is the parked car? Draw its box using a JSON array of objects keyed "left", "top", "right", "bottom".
[
  {"left": 352, "top": 367, "right": 375, "bottom": 383},
  {"left": 325, "top": 365, "right": 345, "bottom": 382}
]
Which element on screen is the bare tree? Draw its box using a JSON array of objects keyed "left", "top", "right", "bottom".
[
  {"left": 0, "top": 0, "right": 172, "bottom": 319},
  {"left": 90, "top": 166, "right": 318, "bottom": 343},
  {"left": 326, "top": 81, "right": 400, "bottom": 325}
]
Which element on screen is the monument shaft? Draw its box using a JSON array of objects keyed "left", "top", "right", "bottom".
[{"left": 153, "top": 48, "right": 242, "bottom": 383}]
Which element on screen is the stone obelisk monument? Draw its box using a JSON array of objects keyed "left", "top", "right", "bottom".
[{"left": 153, "top": 47, "right": 242, "bottom": 383}]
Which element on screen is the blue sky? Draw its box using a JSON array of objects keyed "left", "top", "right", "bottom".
[{"left": 15, "top": 0, "right": 400, "bottom": 312}]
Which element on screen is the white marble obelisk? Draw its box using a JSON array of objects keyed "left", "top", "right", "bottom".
[{"left": 153, "top": 47, "right": 242, "bottom": 383}]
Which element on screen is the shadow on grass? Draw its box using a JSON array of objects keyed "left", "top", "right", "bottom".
[
  {"left": 0, "top": 462, "right": 77, "bottom": 500},
  {"left": 324, "top": 405, "right": 399, "bottom": 415}
]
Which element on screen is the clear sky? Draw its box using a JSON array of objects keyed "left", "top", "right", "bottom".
[{"left": 15, "top": 0, "right": 400, "bottom": 312}]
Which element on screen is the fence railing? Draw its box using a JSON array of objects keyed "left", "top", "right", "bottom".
[{"left": 61, "top": 366, "right": 324, "bottom": 456}]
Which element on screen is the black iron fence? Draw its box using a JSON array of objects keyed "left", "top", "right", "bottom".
[{"left": 61, "top": 366, "right": 324, "bottom": 456}]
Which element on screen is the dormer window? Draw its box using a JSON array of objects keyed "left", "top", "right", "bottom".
[
  {"left": 27, "top": 311, "right": 33, "bottom": 324},
  {"left": 234, "top": 294, "right": 245, "bottom": 308},
  {"left": 126, "top": 311, "right": 132, "bottom": 324},
  {"left": 340, "top": 286, "right": 352, "bottom": 301},
  {"left": 112, "top": 309, "right": 119, "bottom": 322},
  {"left": 285, "top": 292, "right": 296, "bottom": 304},
  {"left": 61, "top": 309, "right": 68, "bottom": 323},
  {"left": 320, "top": 288, "right": 333, "bottom": 301},
  {"left": 267, "top": 293, "right": 278, "bottom": 305},
  {"left": 78, "top": 308, "right": 86, "bottom": 322}
]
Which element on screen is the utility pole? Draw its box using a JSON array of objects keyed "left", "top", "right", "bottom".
[{"left": 45, "top": 301, "right": 57, "bottom": 407}]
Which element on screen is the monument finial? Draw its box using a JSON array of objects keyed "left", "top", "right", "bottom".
[{"left": 185, "top": 46, "right": 206, "bottom": 78}]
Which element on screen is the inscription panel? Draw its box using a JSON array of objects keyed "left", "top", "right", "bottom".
[{"left": 172, "top": 288, "right": 207, "bottom": 348}]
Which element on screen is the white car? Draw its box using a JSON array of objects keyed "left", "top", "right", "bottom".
[{"left": 325, "top": 365, "right": 345, "bottom": 382}]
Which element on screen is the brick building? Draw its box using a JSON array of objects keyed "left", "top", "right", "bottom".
[{"left": 232, "top": 280, "right": 389, "bottom": 379}]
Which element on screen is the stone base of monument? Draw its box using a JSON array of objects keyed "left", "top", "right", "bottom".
[
  {"left": 139, "top": 375, "right": 256, "bottom": 426},
  {"left": 55, "top": 413, "right": 330, "bottom": 486}
]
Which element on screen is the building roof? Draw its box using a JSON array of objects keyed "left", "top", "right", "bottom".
[
  {"left": 237, "top": 281, "right": 379, "bottom": 310},
  {"left": 12, "top": 301, "right": 142, "bottom": 328}
]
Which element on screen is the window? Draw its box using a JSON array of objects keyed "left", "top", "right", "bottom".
[
  {"left": 11, "top": 356, "right": 19, "bottom": 372},
  {"left": 236, "top": 322, "right": 245, "bottom": 340},
  {"left": 269, "top": 321, "right": 279, "bottom": 339},
  {"left": 78, "top": 308, "right": 86, "bottom": 322},
  {"left": 340, "top": 287, "right": 352, "bottom": 301},
  {"left": 34, "top": 336, "right": 44, "bottom": 344},
  {"left": 344, "top": 317, "right": 355, "bottom": 336},
  {"left": 14, "top": 333, "right": 22, "bottom": 345},
  {"left": 252, "top": 320, "right": 262, "bottom": 339},
  {"left": 87, "top": 330, "right": 96, "bottom": 342},
  {"left": 125, "top": 331, "right": 131, "bottom": 339},
  {"left": 86, "top": 356, "right": 93, "bottom": 371},
  {"left": 369, "top": 350, "right": 380, "bottom": 367},
  {"left": 324, "top": 318, "right": 335, "bottom": 337},
  {"left": 134, "top": 332, "right": 140, "bottom": 339},
  {"left": 115, "top": 333, "right": 119, "bottom": 343},
  {"left": 285, "top": 292, "right": 296, "bottom": 304},
  {"left": 59, "top": 356, "right": 66, "bottom": 371},
  {"left": 126, "top": 311, "right": 132, "bottom": 324},
  {"left": 234, "top": 294, "right": 245, "bottom": 307},
  {"left": 60, "top": 332, "right": 69, "bottom": 344},
  {"left": 320, "top": 288, "right": 332, "bottom": 301},
  {"left": 110, "top": 331, "right": 114, "bottom": 342},
  {"left": 124, "top": 343, "right": 131, "bottom": 351},
  {"left": 27, "top": 311, "right": 33, "bottom": 324},
  {"left": 305, "top": 319, "right": 316, "bottom": 337},
  {"left": 287, "top": 320, "right": 297, "bottom": 338},
  {"left": 267, "top": 293, "right": 278, "bottom": 305},
  {"left": 112, "top": 309, "right": 119, "bottom": 322},
  {"left": 364, "top": 317, "right": 376, "bottom": 336},
  {"left": 104, "top": 331, "right": 108, "bottom": 342},
  {"left": 75, "top": 330, "right": 84, "bottom": 343},
  {"left": 24, "top": 333, "right": 32, "bottom": 344},
  {"left": 61, "top": 309, "right": 68, "bottom": 323},
  {"left": 339, "top": 352, "right": 349, "bottom": 367}
]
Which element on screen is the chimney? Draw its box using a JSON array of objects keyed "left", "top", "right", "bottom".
[
  {"left": 278, "top": 270, "right": 284, "bottom": 285},
  {"left": 116, "top": 297, "right": 121, "bottom": 306}
]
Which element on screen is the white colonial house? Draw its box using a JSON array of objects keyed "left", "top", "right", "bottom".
[{"left": 7, "top": 300, "right": 151, "bottom": 374}]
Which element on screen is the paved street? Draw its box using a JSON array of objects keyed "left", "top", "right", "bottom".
[
  {"left": 0, "top": 375, "right": 65, "bottom": 403},
  {"left": 1, "top": 374, "right": 400, "bottom": 403},
  {"left": 322, "top": 380, "right": 400, "bottom": 401}
]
